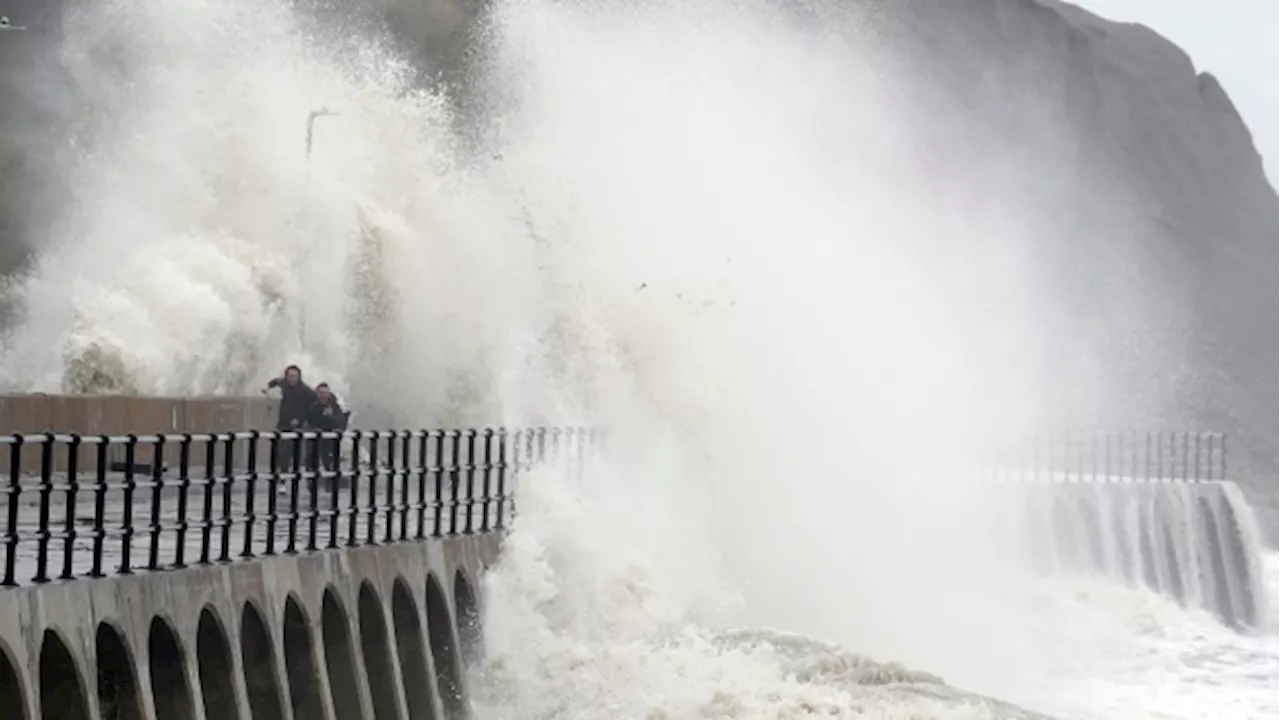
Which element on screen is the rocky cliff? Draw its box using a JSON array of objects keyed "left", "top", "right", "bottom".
[{"left": 862, "top": 0, "right": 1276, "bottom": 518}]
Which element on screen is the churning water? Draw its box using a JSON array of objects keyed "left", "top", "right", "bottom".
[{"left": 0, "top": 0, "right": 1276, "bottom": 718}]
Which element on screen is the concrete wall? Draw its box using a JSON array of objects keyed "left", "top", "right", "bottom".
[
  {"left": 0, "top": 394, "right": 280, "bottom": 472},
  {"left": 0, "top": 394, "right": 279, "bottom": 435},
  {"left": 0, "top": 533, "right": 499, "bottom": 720}
]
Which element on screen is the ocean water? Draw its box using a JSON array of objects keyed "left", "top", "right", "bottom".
[{"left": 1, "top": 0, "right": 1276, "bottom": 718}]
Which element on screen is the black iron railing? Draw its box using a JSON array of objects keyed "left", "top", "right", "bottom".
[
  {"left": 982, "top": 430, "right": 1228, "bottom": 483},
  {"left": 0, "top": 426, "right": 598, "bottom": 587}
]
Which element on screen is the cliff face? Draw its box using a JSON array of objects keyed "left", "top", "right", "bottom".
[{"left": 867, "top": 0, "right": 1277, "bottom": 512}]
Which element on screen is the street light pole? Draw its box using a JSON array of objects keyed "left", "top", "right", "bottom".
[
  {"left": 299, "top": 107, "right": 338, "bottom": 353},
  {"left": 305, "top": 108, "right": 338, "bottom": 177},
  {"left": 0, "top": 16, "right": 27, "bottom": 31}
]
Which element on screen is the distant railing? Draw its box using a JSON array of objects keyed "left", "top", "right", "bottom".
[
  {"left": 982, "top": 430, "right": 1228, "bottom": 483},
  {"left": 0, "top": 427, "right": 598, "bottom": 587}
]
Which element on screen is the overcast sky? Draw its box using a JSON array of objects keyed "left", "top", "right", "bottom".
[{"left": 1073, "top": 0, "right": 1278, "bottom": 187}]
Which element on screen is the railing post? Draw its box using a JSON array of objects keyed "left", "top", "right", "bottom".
[
  {"left": 285, "top": 431, "right": 303, "bottom": 555},
  {"left": 366, "top": 433, "right": 380, "bottom": 546},
  {"left": 494, "top": 429, "right": 509, "bottom": 531},
  {"left": 4, "top": 435, "right": 23, "bottom": 587},
  {"left": 326, "top": 432, "right": 341, "bottom": 551},
  {"left": 219, "top": 434, "right": 235, "bottom": 563},
  {"left": 462, "top": 429, "right": 478, "bottom": 535},
  {"left": 380, "top": 432, "right": 394, "bottom": 544},
  {"left": 120, "top": 435, "right": 138, "bottom": 575},
  {"left": 347, "top": 431, "right": 362, "bottom": 548},
  {"left": 305, "top": 432, "right": 320, "bottom": 554},
  {"left": 174, "top": 434, "right": 192, "bottom": 569},
  {"left": 265, "top": 433, "right": 282, "bottom": 557},
  {"left": 415, "top": 432, "right": 429, "bottom": 540},
  {"left": 431, "top": 431, "right": 445, "bottom": 538},
  {"left": 242, "top": 430, "right": 260, "bottom": 559},
  {"left": 90, "top": 438, "right": 108, "bottom": 578},
  {"left": 1221, "top": 433, "right": 1229, "bottom": 481},
  {"left": 399, "top": 431, "right": 412, "bottom": 542},
  {"left": 480, "top": 429, "right": 494, "bottom": 533},
  {"left": 33, "top": 432, "right": 55, "bottom": 583},
  {"left": 200, "top": 434, "right": 216, "bottom": 565},
  {"left": 148, "top": 435, "right": 166, "bottom": 571},
  {"left": 60, "top": 434, "right": 80, "bottom": 581},
  {"left": 447, "top": 431, "right": 462, "bottom": 536}
]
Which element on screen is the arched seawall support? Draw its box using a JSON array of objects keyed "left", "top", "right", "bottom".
[
  {"left": 357, "top": 581, "right": 404, "bottom": 720},
  {"left": 1024, "top": 478, "right": 1267, "bottom": 633},
  {"left": 282, "top": 596, "right": 328, "bottom": 720},
  {"left": 322, "top": 587, "right": 367, "bottom": 720},
  {"left": 0, "top": 534, "right": 500, "bottom": 720},
  {"left": 0, "top": 639, "right": 28, "bottom": 720},
  {"left": 1197, "top": 496, "right": 1237, "bottom": 628},
  {"left": 241, "top": 601, "right": 286, "bottom": 720},
  {"left": 151, "top": 615, "right": 196, "bottom": 720},
  {"left": 96, "top": 622, "right": 143, "bottom": 720},
  {"left": 425, "top": 574, "right": 467, "bottom": 720},
  {"left": 390, "top": 578, "right": 436, "bottom": 720},
  {"left": 197, "top": 607, "right": 239, "bottom": 720},
  {"left": 39, "top": 627, "right": 91, "bottom": 720},
  {"left": 1213, "top": 493, "right": 1259, "bottom": 628},
  {"left": 453, "top": 570, "right": 483, "bottom": 670}
]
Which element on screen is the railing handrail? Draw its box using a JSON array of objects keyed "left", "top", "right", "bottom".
[
  {"left": 979, "top": 428, "right": 1228, "bottom": 483},
  {"left": 0, "top": 427, "right": 544, "bottom": 445},
  {"left": 0, "top": 424, "right": 601, "bottom": 588}
]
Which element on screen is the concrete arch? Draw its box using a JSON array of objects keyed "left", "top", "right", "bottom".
[
  {"left": 425, "top": 574, "right": 466, "bottom": 719},
  {"left": 1216, "top": 496, "right": 1257, "bottom": 627},
  {"left": 1196, "top": 497, "right": 1234, "bottom": 627},
  {"left": 240, "top": 602, "right": 285, "bottom": 720},
  {"left": 390, "top": 578, "right": 435, "bottom": 720},
  {"left": 96, "top": 622, "right": 143, "bottom": 720},
  {"left": 321, "top": 587, "right": 363, "bottom": 720},
  {"left": 1074, "top": 497, "right": 1106, "bottom": 573},
  {"left": 1152, "top": 495, "right": 1185, "bottom": 604},
  {"left": 1110, "top": 495, "right": 1136, "bottom": 583},
  {"left": 453, "top": 570, "right": 482, "bottom": 668},
  {"left": 358, "top": 581, "right": 402, "bottom": 720},
  {"left": 1137, "top": 499, "right": 1160, "bottom": 590},
  {"left": 0, "top": 639, "right": 25, "bottom": 720},
  {"left": 195, "top": 608, "right": 239, "bottom": 720},
  {"left": 1050, "top": 495, "right": 1080, "bottom": 571},
  {"left": 149, "top": 616, "right": 195, "bottom": 720},
  {"left": 39, "top": 627, "right": 90, "bottom": 720},
  {"left": 281, "top": 595, "right": 326, "bottom": 720}
]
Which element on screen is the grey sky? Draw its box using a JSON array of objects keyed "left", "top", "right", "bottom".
[{"left": 1072, "top": 0, "right": 1278, "bottom": 187}]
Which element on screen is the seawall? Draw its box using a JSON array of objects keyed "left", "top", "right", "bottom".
[{"left": 0, "top": 394, "right": 279, "bottom": 471}]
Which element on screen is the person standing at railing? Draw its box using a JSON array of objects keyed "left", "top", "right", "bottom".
[
  {"left": 262, "top": 364, "right": 316, "bottom": 471},
  {"left": 305, "top": 383, "right": 349, "bottom": 473}
]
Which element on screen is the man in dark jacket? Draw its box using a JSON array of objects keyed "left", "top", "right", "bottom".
[
  {"left": 305, "top": 382, "right": 349, "bottom": 472},
  {"left": 263, "top": 365, "right": 316, "bottom": 471}
]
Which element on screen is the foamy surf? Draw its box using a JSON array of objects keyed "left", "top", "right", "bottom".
[{"left": 471, "top": 464, "right": 1057, "bottom": 720}]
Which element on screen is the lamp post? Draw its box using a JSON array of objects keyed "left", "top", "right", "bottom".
[
  {"left": 298, "top": 107, "right": 338, "bottom": 352},
  {"left": 305, "top": 108, "right": 338, "bottom": 176},
  {"left": 0, "top": 16, "right": 27, "bottom": 31}
]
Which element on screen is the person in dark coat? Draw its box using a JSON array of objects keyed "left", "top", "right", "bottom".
[
  {"left": 263, "top": 365, "right": 316, "bottom": 471},
  {"left": 305, "top": 383, "right": 349, "bottom": 472}
]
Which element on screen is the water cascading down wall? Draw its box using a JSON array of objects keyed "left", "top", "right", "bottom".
[{"left": 984, "top": 431, "right": 1267, "bottom": 630}]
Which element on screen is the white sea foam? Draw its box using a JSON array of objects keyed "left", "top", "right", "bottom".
[{"left": 1, "top": 0, "right": 1274, "bottom": 718}]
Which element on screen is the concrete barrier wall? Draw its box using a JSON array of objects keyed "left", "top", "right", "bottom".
[
  {"left": 0, "top": 533, "right": 497, "bottom": 720},
  {"left": 0, "top": 394, "right": 280, "bottom": 472}
]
